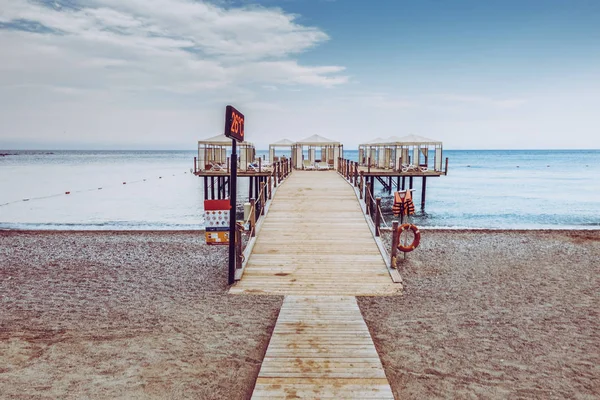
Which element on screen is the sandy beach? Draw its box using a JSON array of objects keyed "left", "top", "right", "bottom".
[{"left": 1, "top": 230, "right": 599, "bottom": 399}]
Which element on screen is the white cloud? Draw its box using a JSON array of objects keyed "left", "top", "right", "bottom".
[{"left": 0, "top": 0, "right": 347, "bottom": 95}]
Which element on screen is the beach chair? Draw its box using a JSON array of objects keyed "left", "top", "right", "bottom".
[
  {"left": 303, "top": 160, "right": 316, "bottom": 170},
  {"left": 209, "top": 162, "right": 225, "bottom": 171},
  {"left": 317, "top": 161, "right": 329, "bottom": 170},
  {"left": 401, "top": 164, "right": 418, "bottom": 173}
]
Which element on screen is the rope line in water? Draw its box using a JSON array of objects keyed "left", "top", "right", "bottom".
[{"left": 0, "top": 171, "right": 190, "bottom": 208}]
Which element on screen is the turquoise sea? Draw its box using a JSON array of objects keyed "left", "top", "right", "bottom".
[{"left": 0, "top": 149, "right": 598, "bottom": 230}]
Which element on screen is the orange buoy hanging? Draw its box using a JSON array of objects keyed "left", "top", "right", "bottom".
[{"left": 397, "top": 223, "right": 421, "bottom": 252}]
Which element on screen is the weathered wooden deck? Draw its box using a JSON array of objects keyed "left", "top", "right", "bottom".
[
  {"left": 230, "top": 170, "right": 399, "bottom": 399},
  {"left": 252, "top": 296, "right": 394, "bottom": 399},
  {"left": 230, "top": 170, "right": 400, "bottom": 296}
]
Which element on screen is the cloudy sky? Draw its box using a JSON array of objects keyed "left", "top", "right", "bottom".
[{"left": 1, "top": 0, "right": 599, "bottom": 150}]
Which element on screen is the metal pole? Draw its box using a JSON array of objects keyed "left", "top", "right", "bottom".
[{"left": 228, "top": 140, "right": 237, "bottom": 285}]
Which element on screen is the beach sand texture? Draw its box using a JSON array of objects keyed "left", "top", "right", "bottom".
[{"left": 1, "top": 230, "right": 599, "bottom": 399}]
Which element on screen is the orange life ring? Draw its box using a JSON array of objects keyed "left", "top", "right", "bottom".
[{"left": 397, "top": 223, "right": 420, "bottom": 252}]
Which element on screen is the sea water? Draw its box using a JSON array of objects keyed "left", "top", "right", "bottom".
[{"left": 0, "top": 149, "right": 598, "bottom": 230}]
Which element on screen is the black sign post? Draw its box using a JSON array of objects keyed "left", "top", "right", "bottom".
[{"left": 224, "top": 105, "right": 244, "bottom": 285}]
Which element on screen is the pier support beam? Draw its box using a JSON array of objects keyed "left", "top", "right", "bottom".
[
  {"left": 249, "top": 176, "right": 254, "bottom": 202},
  {"left": 421, "top": 177, "right": 427, "bottom": 210}
]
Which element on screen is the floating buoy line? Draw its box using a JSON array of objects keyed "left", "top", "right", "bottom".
[{"left": 0, "top": 171, "right": 190, "bottom": 208}]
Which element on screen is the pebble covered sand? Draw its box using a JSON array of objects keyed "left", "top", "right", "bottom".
[
  {"left": 1, "top": 230, "right": 598, "bottom": 399},
  {"left": 0, "top": 231, "right": 282, "bottom": 400},
  {"left": 360, "top": 229, "right": 599, "bottom": 399}
]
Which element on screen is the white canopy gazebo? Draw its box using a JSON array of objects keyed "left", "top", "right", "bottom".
[
  {"left": 358, "top": 137, "right": 386, "bottom": 167},
  {"left": 292, "top": 134, "right": 343, "bottom": 170},
  {"left": 268, "top": 138, "right": 294, "bottom": 163},
  {"left": 197, "top": 133, "right": 255, "bottom": 172},
  {"left": 388, "top": 134, "right": 444, "bottom": 171}
]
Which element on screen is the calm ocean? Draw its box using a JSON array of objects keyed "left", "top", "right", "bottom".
[{"left": 0, "top": 150, "right": 598, "bottom": 230}]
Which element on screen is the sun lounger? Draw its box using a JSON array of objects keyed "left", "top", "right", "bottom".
[
  {"left": 401, "top": 164, "right": 418, "bottom": 173},
  {"left": 317, "top": 161, "right": 329, "bottom": 170},
  {"left": 209, "top": 162, "right": 225, "bottom": 171},
  {"left": 303, "top": 160, "right": 315, "bottom": 170}
]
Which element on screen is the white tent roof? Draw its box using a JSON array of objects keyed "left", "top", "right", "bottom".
[
  {"left": 269, "top": 138, "right": 295, "bottom": 147},
  {"left": 296, "top": 134, "right": 340, "bottom": 145},
  {"left": 198, "top": 133, "right": 253, "bottom": 146},
  {"left": 359, "top": 137, "right": 386, "bottom": 146},
  {"left": 387, "top": 134, "right": 442, "bottom": 146}
]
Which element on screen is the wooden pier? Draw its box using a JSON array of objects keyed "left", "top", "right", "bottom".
[
  {"left": 338, "top": 157, "right": 449, "bottom": 210},
  {"left": 230, "top": 170, "right": 400, "bottom": 399},
  {"left": 252, "top": 296, "right": 394, "bottom": 399},
  {"left": 195, "top": 159, "right": 292, "bottom": 201},
  {"left": 229, "top": 170, "right": 400, "bottom": 296}
]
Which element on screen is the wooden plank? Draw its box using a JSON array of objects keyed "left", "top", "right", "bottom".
[
  {"left": 251, "top": 296, "right": 393, "bottom": 399},
  {"left": 231, "top": 170, "right": 401, "bottom": 295}
]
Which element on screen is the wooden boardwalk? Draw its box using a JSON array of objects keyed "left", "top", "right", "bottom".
[
  {"left": 230, "top": 170, "right": 400, "bottom": 296},
  {"left": 230, "top": 170, "right": 399, "bottom": 398},
  {"left": 252, "top": 296, "right": 394, "bottom": 399}
]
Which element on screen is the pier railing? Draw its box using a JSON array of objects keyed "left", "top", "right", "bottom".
[
  {"left": 337, "top": 157, "right": 387, "bottom": 236},
  {"left": 231, "top": 159, "right": 293, "bottom": 280},
  {"left": 337, "top": 157, "right": 403, "bottom": 281}
]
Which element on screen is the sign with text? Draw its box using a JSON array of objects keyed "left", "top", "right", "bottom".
[
  {"left": 224, "top": 105, "right": 245, "bottom": 142},
  {"left": 204, "top": 199, "right": 231, "bottom": 245}
]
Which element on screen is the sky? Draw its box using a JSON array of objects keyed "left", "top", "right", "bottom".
[{"left": 1, "top": 0, "right": 599, "bottom": 150}]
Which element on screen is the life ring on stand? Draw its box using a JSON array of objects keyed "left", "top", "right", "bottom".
[{"left": 397, "top": 223, "right": 420, "bottom": 252}]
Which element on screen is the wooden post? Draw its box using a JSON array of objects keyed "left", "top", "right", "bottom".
[
  {"left": 365, "top": 177, "right": 370, "bottom": 215},
  {"left": 217, "top": 176, "right": 221, "bottom": 199},
  {"left": 409, "top": 176, "right": 413, "bottom": 190},
  {"left": 260, "top": 182, "right": 266, "bottom": 216},
  {"left": 273, "top": 169, "right": 277, "bottom": 188},
  {"left": 194, "top": 157, "right": 197, "bottom": 174},
  {"left": 236, "top": 223, "right": 243, "bottom": 269},
  {"left": 248, "top": 176, "right": 253, "bottom": 201},
  {"left": 368, "top": 157, "right": 371, "bottom": 173},
  {"left": 375, "top": 197, "right": 381, "bottom": 236},
  {"left": 203, "top": 177, "right": 208, "bottom": 200},
  {"left": 370, "top": 178, "right": 375, "bottom": 221},
  {"left": 396, "top": 176, "right": 400, "bottom": 192},
  {"left": 267, "top": 175, "right": 272, "bottom": 199},
  {"left": 359, "top": 172, "right": 364, "bottom": 200},
  {"left": 402, "top": 176, "right": 406, "bottom": 190},
  {"left": 227, "top": 157, "right": 230, "bottom": 175},
  {"left": 388, "top": 177, "right": 392, "bottom": 194},
  {"left": 391, "top": 221, "right": 399, "bottom": 268},
  {"left": 210, "top": 176, "right": 215, "bottom": 200},
  {"left": 258, "top": 157, "right": 262, "bottom": 173},
  {"left": 254, "top": 176, "right": 259, "bottom": 202},
  {"left": 354, "top": 162, "right": 358, "bottom": 186},
  {"left": 445, "top": 157, "right": 449, "bottom": 175},
  {"left": 421, "top": 177, "right": 427, "bottom": 210},
  {"left": 278, "top": 161, "right": 281, "bottom": 184},
  {"left": 250, "top": 199, "right": 256, "bottom": 237}
]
